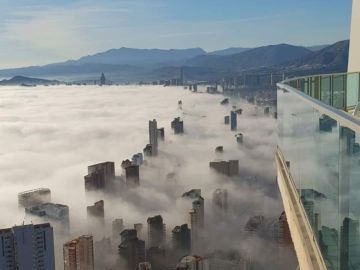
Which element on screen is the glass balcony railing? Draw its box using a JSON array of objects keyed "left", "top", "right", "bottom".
[
  {"left": 278, "top": 73, "right": 360, "bottom": 270},
  {"left": 285, "top": 72, "right": 360, "bottom": 113}
]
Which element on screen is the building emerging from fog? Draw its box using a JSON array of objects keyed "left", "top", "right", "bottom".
[
  {"left": 209, "top": 160, "right": 239, "bottom": 177},
  {"left": 18, "top": 188, "right": 51, "bottom": 208},
  {"left": 118, "top": 229, "right": 145, "bottom": 270},
  {"left": 121, "top": 159, "right": 140, "bottom": 187},
  {"left": 212, "top": 189, "right": 228, "bottom": 221},
  {"left": 147, "top": 215, "right": 166, "bottom": 248},
  {"left": 25, "top": 202, "right": 70, "bottom": 233},
  {"left": 230, "top": 111, "right": 237, "bottom": 131},
  {"left": 276, "top": 2, "right": 360, "bottom": 269},
  {"left": 63, "top": 235, "right": 94, "bottom": 270},
  {"left": 149, "top": 119, "right": 158, "bottom": 156},
  {"left": 84, "top": 162, "right": 115, "bottom": 191},
  {"left": 172, "top": 224, "right": 191, "bottom": 259},
  {"left": 176, "top": 255, "right": 205, "bottom": 270},
  {"left": 171, "top": 117, "right": 184, "bottom": 134},
  {"left": 190, "top": 197, "right": 204, "bottom": 254},
  {"left": 87, "top": 200, "right": 105, "bottom": 238},
  {"left": 0, "top": 223, "right": 55, "bottom": 270}
]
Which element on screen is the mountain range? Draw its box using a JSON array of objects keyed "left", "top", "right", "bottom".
[{"left": 0, "top": 42, "right": 348, "bottom": 83}]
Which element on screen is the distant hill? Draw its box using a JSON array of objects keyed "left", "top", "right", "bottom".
[
  {"left": 280, "top": 40, "right": 349, "bottom": 74},
  {"left": 208, "top": 47, "right": 251, "bottom": 56},
  {"left": 0, "top": 41, "right": 349, "bottom": 83},
  {"left": 0, "top": 76, "right": 60, "bottom": 86},
  {"left": 65, "top": 47, "right": 206, "bottom": 67},
  {"left": 186, "top": 44, "right": 312, "bottom": 71}
]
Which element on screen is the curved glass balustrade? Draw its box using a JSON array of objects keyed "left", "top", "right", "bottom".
[
  {"left": 278, "top": 73, "right": 360, "bottom": 270},
  {"left": 285, "top": 72, "right": 360, "bottom": 112}
]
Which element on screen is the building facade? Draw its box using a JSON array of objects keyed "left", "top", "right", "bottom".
[
  {"left": 149, "top": 119, "right": 158, "bottom": 156},
  {"left": 63, "top": 235, "right": 94, "bottom": 270},
  {"left": 0, "top": 223, "right": 55, "bottom": 270}
]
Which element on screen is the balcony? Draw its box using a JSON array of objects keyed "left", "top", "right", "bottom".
[{"left": 277, "top": 73, "right": 360, "bottom": 270}]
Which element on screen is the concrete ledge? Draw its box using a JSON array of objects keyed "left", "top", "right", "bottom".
[{"left": 276, "top": 147, "right": 327, "bottom": 270}]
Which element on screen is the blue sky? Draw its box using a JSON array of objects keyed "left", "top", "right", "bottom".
[{"left": 0, "top": 0, "right": 352, "bottom": 68}]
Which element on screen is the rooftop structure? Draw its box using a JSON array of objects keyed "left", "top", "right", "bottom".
[{"left": 182, "top": 189, "right": 201, "bottom": 200}]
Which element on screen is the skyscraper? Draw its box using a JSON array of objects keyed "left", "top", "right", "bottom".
[
  {"left": 172, "top": 224, "right": 191, "bottom": 259},
  {"left": 100, "top": 72, "right": 106, "bottom": 86},
  {"left": 147, "top": 215, "right": 166, "bottom": 248},
  {"left": 212, "top": 189, "right": 228, "bottom": 221},
  {"left": 84, "top": 162, "right": 115, "bottom": 191},
  {"left": 112, "top": 218, "right": 125, "bottom": 239},
  {"left": 125, "top": 164, "right": 140, "bottom": 187},
  {"left": 171, "top": 117, "right": 184, "bottom": 134},
  {"left": 63, "top": 235, "right": 94, "bottom": 270},
  {"left": 190, "top": 197, "right": 204, "bottom": 254},
  {"left": 18, "top": 188, "right": 51, "bottom": 208},
  {"left": 87, "top": 200, "right": 105, "bottom": 238},
  {"left": 0, "top": 223, "right": 55, "bottom": 270},
  {"left": 209, "top": 160, "right": 239, "bottom": 177},
  {"left": 149, "top": 119, "right": 158, "bottom": 156},
  {"left": 230, "top": 111, "right": 237, "bottom": 131},
  {"left": 118, "top": 229, "right": 145, "bottom": 270}
]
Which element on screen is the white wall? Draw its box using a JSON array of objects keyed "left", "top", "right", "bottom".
[{"left": 348, "top": 0, "right": 360, "bottom": 72}]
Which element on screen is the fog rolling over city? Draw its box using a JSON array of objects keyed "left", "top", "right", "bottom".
[{"left": 0, "top": 85, "right": 291, "bottom": 269}]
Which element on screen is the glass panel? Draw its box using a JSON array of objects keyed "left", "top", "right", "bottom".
[
  {"left": 346, "top": 73, "right": 359, "bottom": 108},
  {"left": 321, "top": 76, "right": 332, "bottom": 105},
  {"left": 333, "top": 75, "right": 345, "bottom": 109}
]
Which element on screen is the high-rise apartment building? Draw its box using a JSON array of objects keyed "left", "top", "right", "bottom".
[
  {"left": 230, "top": 111, "right": 237, "bottom": 131},
  {"left": 149, "top": 119, "right": 158, "bottom": 156},
  {"left": 172, "top": 224, "right": 191, "bottom": 258},
  {"left": 212, "top": 189, "right": 228, "bottom": 221},
  {"left": 147, "top": 215, "right": 166, "bottom": 248},
  {"left": 18, "top": 188, "right": 51, "bottom": 208},
  {"left": 118, "top": 229, "right": 145, "bottom": 270},
  {"left": 171, "top": 117, "right": 184, "bottom": 134},
  {"left": 209, "top": 160, "right": 239, "bottom": 177},
  {"left": 112, "top": 218, "right": 125, "bottom": 239},
  {"left": 84, "top": 162, "right": 115, "bottom": 191},
  {"left": 190, "top": 197, "right": 204, "bottom": 254},
  {"left": 0, "top": 223, "right": 55, "bottom": 270},
  {"left": 63, "top": 235, "right": 94, "bottom": 270},
  {"left": 87, "top": 200, "right": 105, "bottom": 238}
]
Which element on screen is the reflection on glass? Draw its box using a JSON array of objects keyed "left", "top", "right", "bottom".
[{"left": 278, "top": 86, "right": 360, "bottom": 270}]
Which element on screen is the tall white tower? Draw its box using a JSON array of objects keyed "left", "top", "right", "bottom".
[{"left": 348, "top": 0, "right": 360, "bottom": 72}]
